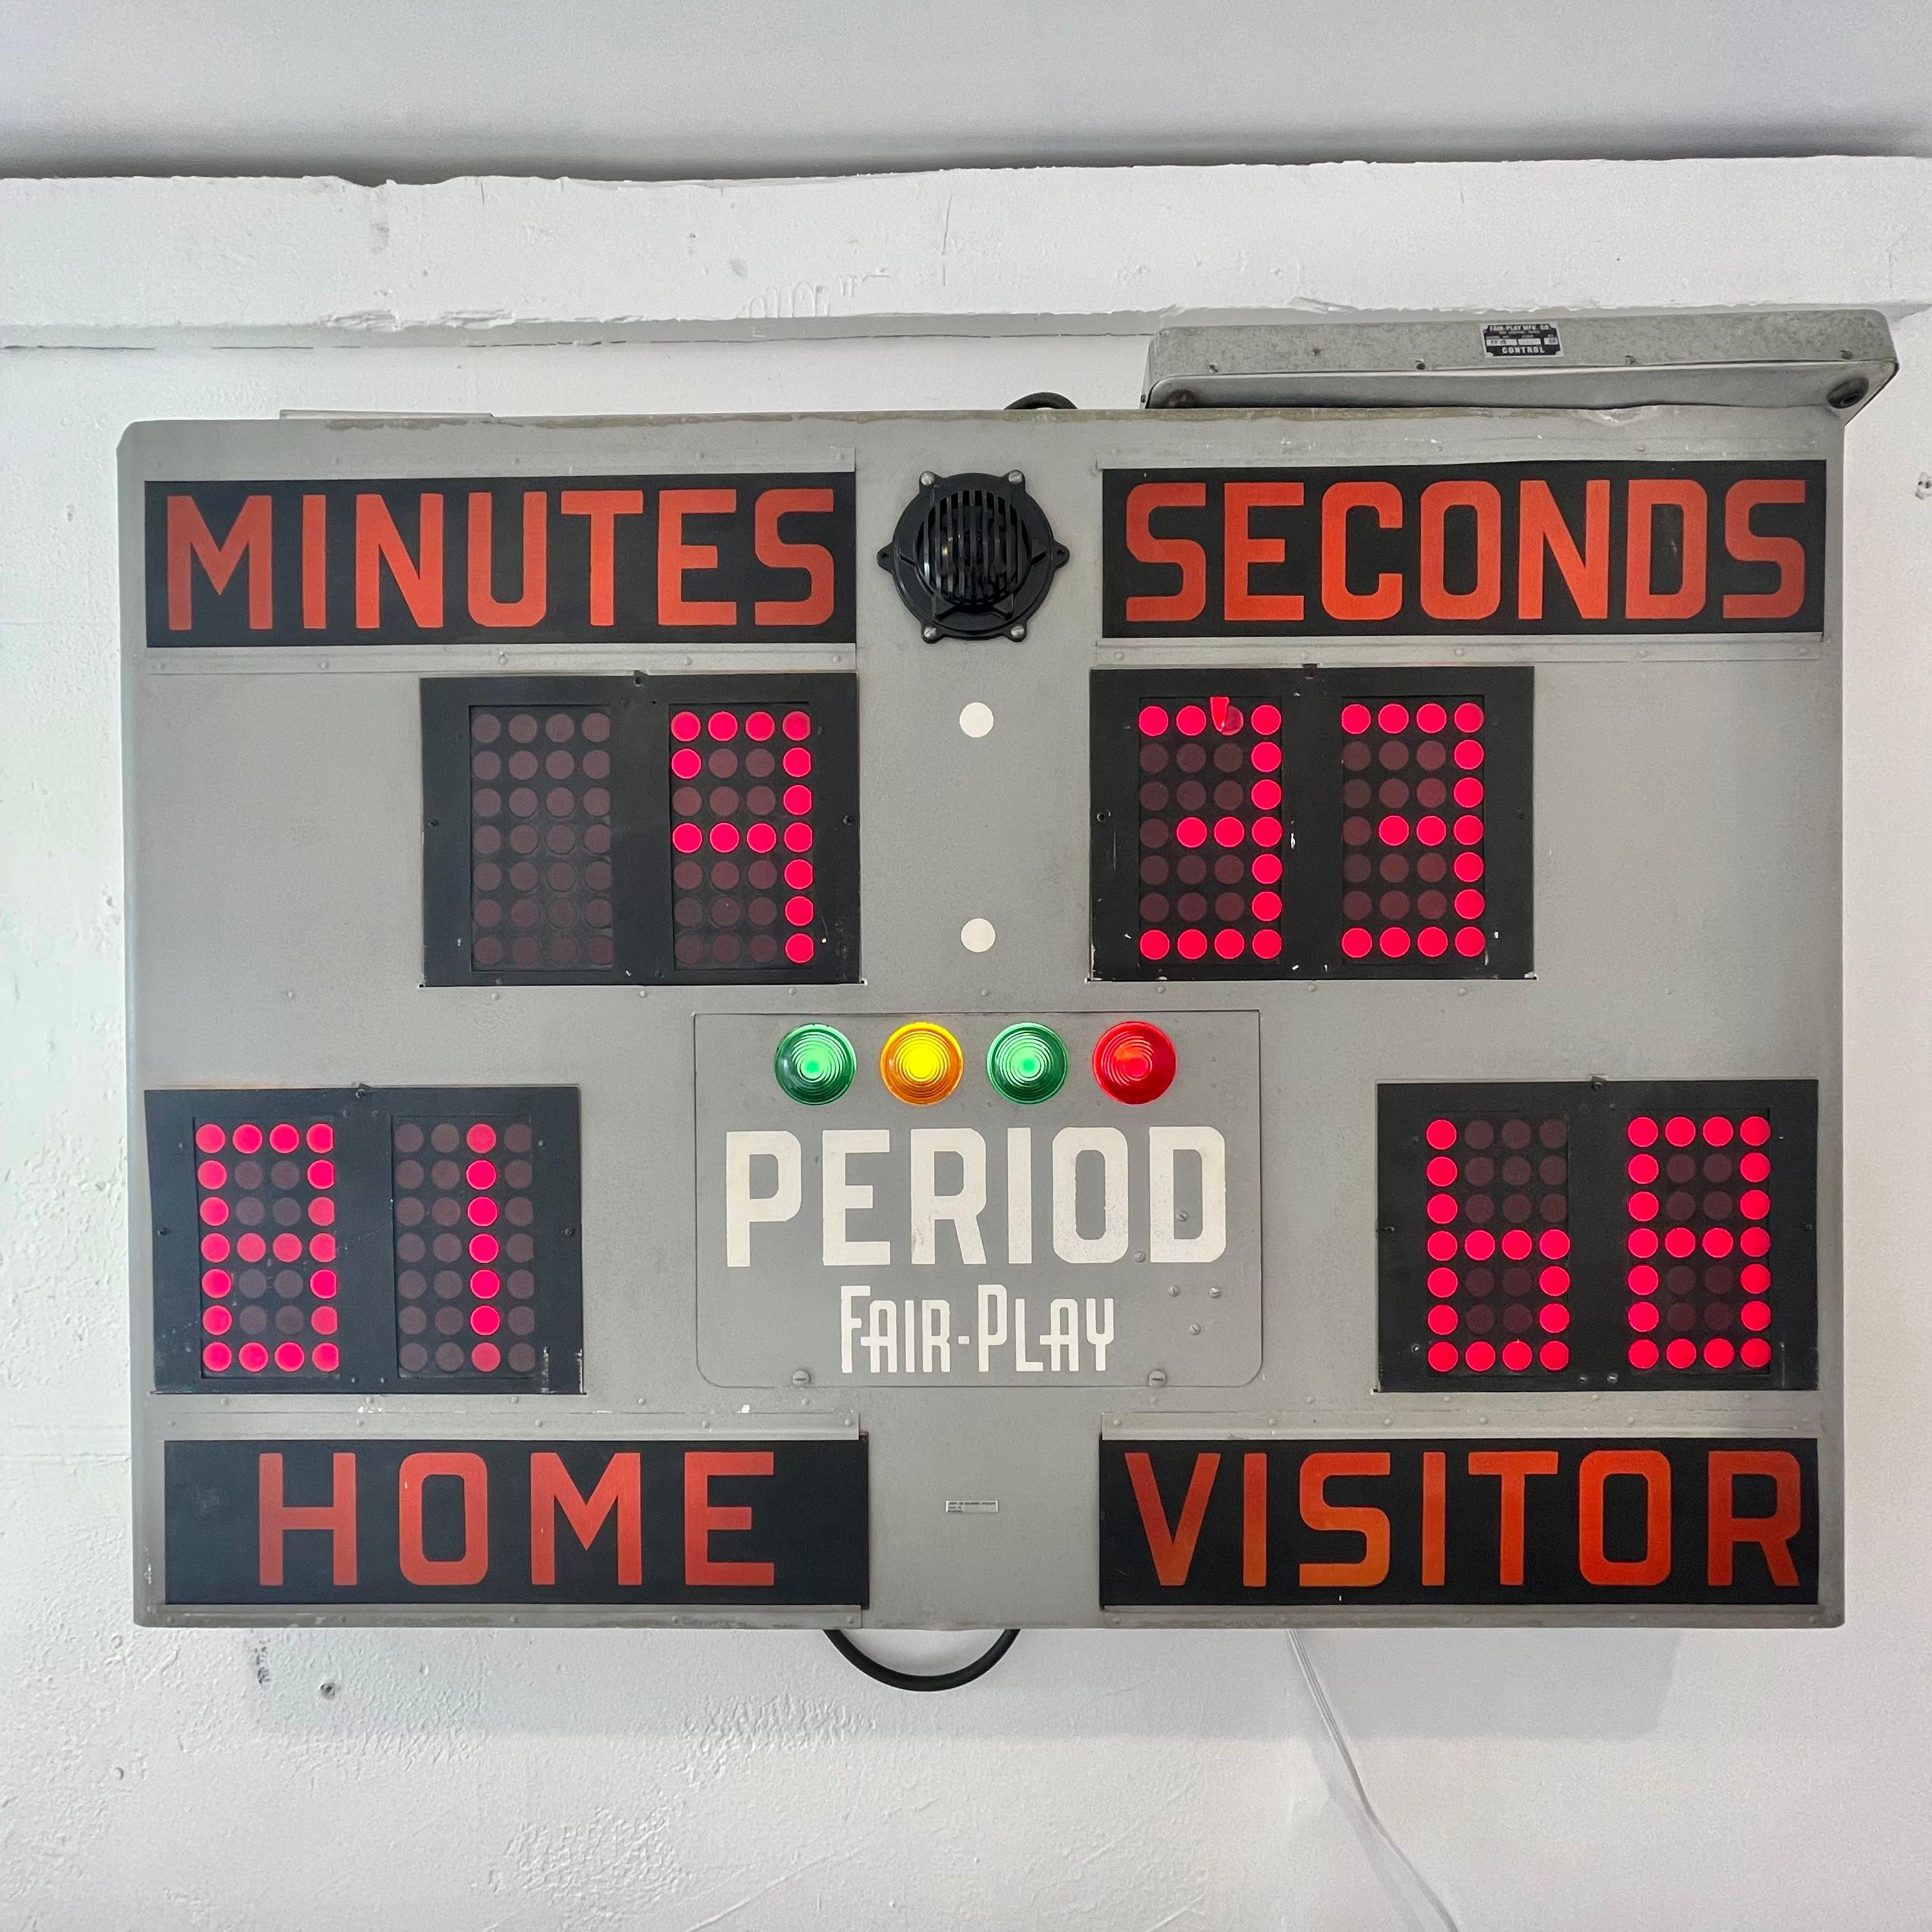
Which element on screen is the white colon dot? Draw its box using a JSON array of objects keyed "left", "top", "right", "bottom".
[
  {"left": 958, "top": 702, "right": 995, "bottom": 739},
  {"left": 960, "top": 918, "right": 996, "bottom": 954}
]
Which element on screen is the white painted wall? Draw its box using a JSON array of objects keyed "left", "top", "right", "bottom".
[
  {"left": 3, "top": 164, "right": 1931, "bottom": 1931},
  {"left": 6, "top": 0, "right": 1931, "bottom": 180}
]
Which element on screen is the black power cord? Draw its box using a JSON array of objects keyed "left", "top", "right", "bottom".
[{"left": 824, "top": 1627, "right": 1019, "bottom": 1692}]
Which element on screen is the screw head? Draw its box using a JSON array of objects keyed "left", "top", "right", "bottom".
[
  {"left": 1008, "top": 624, "right": 1026, "bottom": 641},
  {"left": 1147, "top": 1368, "right": 1168, "bottom": 1388},
  {"left": 1006, "top": 470, "right": 1024, "bottom": 484},
  {"left": 922, "top": 625, "right": 939, "bottom": 642},
  {"left": 792, "top": 1368, "right": 811, "bottom": 1387},
  {"left": 919, "top": 471, "right": 936, "bottom": 487}
]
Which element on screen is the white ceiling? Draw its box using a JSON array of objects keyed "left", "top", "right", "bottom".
[{"left": 4, "top": 0, "right": 1929, "bottom": 182}]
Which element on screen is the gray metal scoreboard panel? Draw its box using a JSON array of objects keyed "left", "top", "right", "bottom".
[{"left": 122, "top": 310, "right": 1884, "bottom": 1629}]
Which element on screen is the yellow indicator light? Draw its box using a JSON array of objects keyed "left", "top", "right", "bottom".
[{"left": 880, "top": 1022, "right": 965, "bottom": 1105}]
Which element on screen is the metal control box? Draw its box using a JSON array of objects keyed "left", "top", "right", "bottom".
[{"left": 123, "top": 310, "right": 1884, "bottom": 1627}]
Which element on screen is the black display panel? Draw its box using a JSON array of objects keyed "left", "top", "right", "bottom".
[
  {"left": 164, "top": 1437, "right": 868, "bottom": 1607},
  {"left": 146, "top": 1087, "right": 583, "bottom": 1394},
  {"left": 1377, "top": 1080, "right": 1818, "bottom": 1392},
  {"left": 1100, "top": 1437, "right": 1819, "bottom": 1608},
  {"left": 422, "top": 671, "right": 859, "bottom": 986},
  {"left": 1091, "top": 667, "right": 1532, "bottom": 979}
]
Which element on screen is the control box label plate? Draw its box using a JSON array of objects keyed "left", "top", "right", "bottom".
[{"left": 695, "top": 1011, "right": 1262, "bottom": 1388}]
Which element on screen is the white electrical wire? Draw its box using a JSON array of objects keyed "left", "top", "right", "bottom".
[{"left": 1287, "top": 1632, "right": 1463, "bottom": 1932}]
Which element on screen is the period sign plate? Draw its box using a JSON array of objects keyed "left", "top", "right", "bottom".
[{"left": 696, "top": 1011, "right": 1262, "bottom": 1388}]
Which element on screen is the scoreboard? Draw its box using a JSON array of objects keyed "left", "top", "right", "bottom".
[{"left": 124, "top": 310, "right": 1890, "bottom": 1629}]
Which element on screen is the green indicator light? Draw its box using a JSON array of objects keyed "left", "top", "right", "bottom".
[
  {"left": 774, "top": 1024, "right": 856, "bottom": 1105},
  {"left": 986, "top": 1023, "right": 1069, "bottom": 1105}
]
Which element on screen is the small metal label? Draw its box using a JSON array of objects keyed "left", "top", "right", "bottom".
[
  {"left": 1482, "top": 321, "right": 1562, "bottom": 358},
  {"left": 945, "top": 1499, "right": 999, "bottom": 1515}
]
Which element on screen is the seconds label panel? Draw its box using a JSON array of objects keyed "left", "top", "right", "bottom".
[{"left": 695, "top": 1012, "right": 1262, "bottom": 1388}]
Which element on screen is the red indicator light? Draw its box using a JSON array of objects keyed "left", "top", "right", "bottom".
[
  {"left": 1092, "top": 1022, "right": 1177, "bottom": 1105},
  {"left": 311, "top": 1306, "right": 338, "bottom": 1335},
  {"left": 195, "top": 1123, "right": 226, "bottom": 1153},
  {"left": 707, "top": 710, "right": 738, "bottom": 740},
  {"left": 1538, "top": 1340, "right": 1570, "bottom": 1370},
  {"left": 312, "top": 1343, "right": 341, "bottom": 1372},
  {"left": 672, "top": 710, "right": 700, "bottom": 740},
  {"left": 1138, "top": 704, "right": 1168, "bottom": 734},
  {"left": 203, "top": 1305, "right": 231, "bottom": 1335},
  {"left": 232, "top": 1123, "right": 263, "bottom": 1154},
  {"left": 1464, "top": 1341, "right": 1496, "bottom": 1371},
  {"left": 783, "top": 710, "right": 811, "bottom": 740},
  {"left": 270, "top": 1124, "right": 299, "bottom": 1153},
  {"left": 746, "top": 710, "right": 776, "bottom": 741},
  {"left": 1627, "top": 1116, "right": 1659, "bottom": 1147},
  {"left": 1376, "top": 703, "right": 1409, "bottom": 733},
  {"left": 275, "top": 1343, "right": 305, "bottom": 1372},
  {"left": 202, "top": 1342, "right": 233, "bottom": 1372},
  {"left": 1740, "top": 1338, "right": 1772, "bottom": 1368},
  {"left": 471, "top": 1342, "right": 502, "bottom": 1371},
  {"left": 1425, "top": 1119, "right": 1457, "bottom": 1149},
  {"left": 199, "top": 1197, "right": 227, "bottom": 1225},
  {"left": 238, "top": 1343, "right": 268, "bottom": 1372},
  {"left": 1176, "top": 703, "right": 1207, "bottom": 735}
]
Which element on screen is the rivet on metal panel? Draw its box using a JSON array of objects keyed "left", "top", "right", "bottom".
[{"left": 1166, "top": 1284, "right": 1178, "bottom": 1296}]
